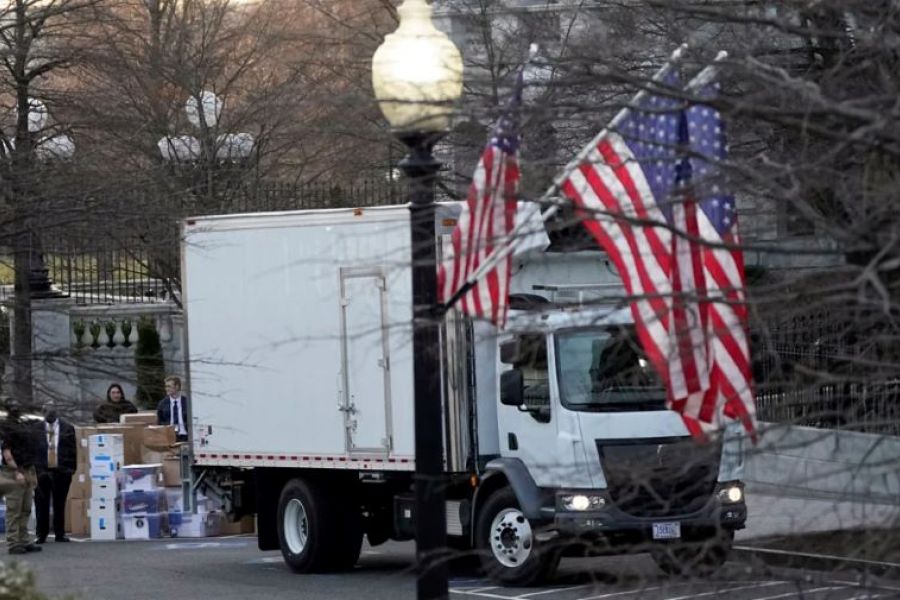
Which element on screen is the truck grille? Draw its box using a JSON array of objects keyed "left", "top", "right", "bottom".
[{"left": 597, "top": 437, "right": 720, "bottom": 518}]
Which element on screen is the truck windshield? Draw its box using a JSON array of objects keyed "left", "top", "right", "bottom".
[{"left": 555, "top": 327, "right": 666, "bottom": 412}]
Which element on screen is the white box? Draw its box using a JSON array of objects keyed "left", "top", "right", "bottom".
[
  {"left": 88, "top": 434, "right": 124, "bottom": 459},
  {"left": 122, "top": 513, "right": 169, "bottom": 540},
  {"left": 90, "top": 477, "right": 119, "bottom": 502},
  {"left": 89, "top": 498, "right": 120, "bottom": 540},
  {"left": 173, "top": 511, "right": 223, "bottom": 538},
  {"left": 121, "top": 464, "right": 163, "bottom": 492},
  {"left": 89, "top": 456, "right": 121, "bottom": 477}
]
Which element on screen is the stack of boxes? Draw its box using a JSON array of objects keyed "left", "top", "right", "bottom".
[
  {"left": 88, "top": 433, "right": 124, "bottom": 540},
  {"left": 120, "top": 464, "right": 167, "bottom": 539},
  {"left": 64, "top": 411, "right": 250, "bottom": 540}
]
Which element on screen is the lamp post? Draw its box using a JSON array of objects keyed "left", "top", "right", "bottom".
[
  {"left": 158, "top": 91, "right": 255, "bottom": 200},
  {"left": 372, "top": 2, "right": 463, "bottom": 599},
  {"left": 12, "top": 100, "right": 75, "bottom": 297}
]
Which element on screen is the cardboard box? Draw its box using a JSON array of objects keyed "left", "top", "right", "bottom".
[
  {"left": 67, "top": 471, "right": 90, "bottom": 501},
  {"left": 162, "top": 457, "right": 181, "bottom": 487},
  {"left": 123, "top": 513, "right": 169, "bottom": 540},
  {"left": 220, "top": 515, "right": 256, "bottom": 536},
  {"left": 121, "top": 464, "right": 163, "bottom": 492},
  {"left": 65, "top": 498, "right": 89, "bottom": 536},
  {"left": 78, "top": 425, "right": 144, "bottom": 466},
  {"left": 142, "top": 426, "right": 176, "bottom": 451},
  {"left": 121, "top": 412, "right": 159, "bottom": 425},
  {"left": 121, "top": 490, "right": 168, "bottom": 515}
]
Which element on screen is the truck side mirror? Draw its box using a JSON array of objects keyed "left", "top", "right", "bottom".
[{"left": 500, "top": 369, "right": 524, "bottom": 407}]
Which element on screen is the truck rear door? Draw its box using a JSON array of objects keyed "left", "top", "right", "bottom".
[{"left": 339, "top": 267, "right": 392, "bottom": 454}]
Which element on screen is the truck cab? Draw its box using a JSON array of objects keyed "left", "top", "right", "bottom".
[{"left": 470, "top": 304, "right": 747, "bottom": 584}]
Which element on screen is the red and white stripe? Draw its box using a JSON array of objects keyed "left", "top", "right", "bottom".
[
  {"left": 559, "top": 132, "right": 679, "bottom": 395},
  {"left": 698, "top": 221, "right": 757, "bottom": 438},
  {"left": 438, "top": 144, "right": 519, "bottom": 328}
]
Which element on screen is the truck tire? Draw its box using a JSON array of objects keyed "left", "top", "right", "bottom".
[
  {"left": 475, "top": 488, "right": 559, "bottom": 586},
  {"left": 277, "top": 478, "right": 362, "bottom": 573},
  {"left": 651, "top": 531, "right": 733, "bottom": 577}
]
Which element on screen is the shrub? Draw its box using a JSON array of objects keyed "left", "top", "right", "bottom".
[{"left": 134, "top": 316, "right": 166, "bottom": 409}]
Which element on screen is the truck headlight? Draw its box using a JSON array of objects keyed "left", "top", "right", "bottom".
[
  {"left": 717, "top": 484, "right": 743, "bottom": 504},
  {"left": 558, "top": 493, "right": 606, "bottom": 511}
]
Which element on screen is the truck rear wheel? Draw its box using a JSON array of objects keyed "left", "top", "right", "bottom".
[
  {"left": 277, "top": 478, "right": 362, "bottom": 573},
  {"left": 476, "top": 488, "right": 559, "bottom": 586}
]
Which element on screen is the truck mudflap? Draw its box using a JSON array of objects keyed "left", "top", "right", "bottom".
[{"left": 551, "top": 482, "right": 747, "bottom": 542}]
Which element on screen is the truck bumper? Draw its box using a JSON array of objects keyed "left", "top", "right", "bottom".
[{"left": 548, "top": 482, "right": 746, "bottom": 543}]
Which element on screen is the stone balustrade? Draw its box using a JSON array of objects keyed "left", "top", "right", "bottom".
[{"left": 70, "top": 305, "right": 178, "bottom": 351}]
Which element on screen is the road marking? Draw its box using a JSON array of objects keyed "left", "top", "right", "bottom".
[
  {"left": 843, "top": 595, "right": 883, "bottom": 600},
  {"left": 451, "top": 589, "right": 511, "bottom": 599},
  {"left": 161, "top": 541, "right": 249, "bottom": 550},
  {"left": 735, "top": 545, "right": 900, "bottom": 571},
  {"left": 831, "top": 580, "right": 900, "bottom": 593},
  {"left": 518, "top": 584, "right": 595, "bottom": 597},
  {"left": 574, "top": 584, "right": 669, "bottom": 600},
  {"left": 751, "top": 586, "right": 849, "bottom": 600},
  {"left": 663, "top": 580, "right": 788, "bottom": 600}
]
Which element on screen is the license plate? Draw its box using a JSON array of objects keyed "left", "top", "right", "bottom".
[{"left": 652, "top": 521, "right": 681, "bottom": 540}]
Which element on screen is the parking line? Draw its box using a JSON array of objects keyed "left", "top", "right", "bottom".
[
  {"left": 451, "top": 589, "right": 515, "bottom": 599},
  {"left": 574, "top": 584, "right": 669, "bottom": 600},
  {"left": 663, "top": 581, "right": 788, "bottom": 600},
  {"left": 518, "top": 585, "right": 594, "bottom": 597},
  {"left": 751, "top": 586, "right": 849, "bottom": 600},
  {"left": 831, "top": 580, "right": 900, "bottom": 593}
]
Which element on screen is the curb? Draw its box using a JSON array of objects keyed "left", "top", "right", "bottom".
[{"left": 734, "top": 544, "right": 900, "bottom": 578}]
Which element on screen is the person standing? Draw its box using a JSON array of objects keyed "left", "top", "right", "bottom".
[
  {"left": 93, "top": 383, "right": 139, "bottom": 424},
  {"left": 1, "top": 403, "right": 42, "bottom": 555},
  {"left": 157, "top": 376, "right": 189, "bottom": 442},
  {"left": 34, "top": 401, "right": 76, "bottom": 543}
]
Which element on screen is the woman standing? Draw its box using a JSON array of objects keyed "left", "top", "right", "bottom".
[{"left": 93, "top": 383, "right": 139, "bottom": 423}]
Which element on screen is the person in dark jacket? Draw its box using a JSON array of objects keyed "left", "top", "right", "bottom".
[
  {"left": 34, "top": 401, "right": 77, "bottom": 543},
  {"left": 157, "top": 376, "right": 189, "bottom": 442},
  {"left": 93, "top": 383, "right": 139, "bottom": 424},
  {"left": 1, "top": 403, "right": 42, "bottom": 554}
]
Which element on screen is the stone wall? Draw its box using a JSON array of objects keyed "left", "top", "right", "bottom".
[
  {"left": 8, "top": 297, "right": 185, "bottom": 424},
  {"left": 744, "top": 422, "right": 900, "bottom": 504}
]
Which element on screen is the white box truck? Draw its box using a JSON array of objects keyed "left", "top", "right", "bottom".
[{"left": 181, "top": 204, "right": 747, "bottom": 585}]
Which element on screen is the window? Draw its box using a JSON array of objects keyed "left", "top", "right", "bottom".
[
  {"left": 517, "top": 334, "right": 550, "bottom": 411},
  {"left": 555, "top": 326, "right": 665, "bottom": 412}
]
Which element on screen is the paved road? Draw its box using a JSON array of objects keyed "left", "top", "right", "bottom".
[{"left": 10, "top": 536, "right": 899, "bottom": 600}]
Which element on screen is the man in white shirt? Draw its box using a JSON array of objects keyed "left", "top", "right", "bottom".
[{"left": 156, "top": 376, "right": 189, "bottom": 442}]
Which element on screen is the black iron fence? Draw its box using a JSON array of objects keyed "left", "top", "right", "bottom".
[
  {"left": 25, "top": 179, "right": 406, "bottom": 304},
  {"left": 751, "top": 308, "right": 900, "bottom": 435}
]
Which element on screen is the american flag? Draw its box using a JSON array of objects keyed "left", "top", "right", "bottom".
[
  {"left": 678, "top": 83, "right": 757, "bottom": 439},
  {"left": 558, "top": 75, "right": 686, "bottom": 419},
  {"left": 438, "top": 72, "right": 522, "bottom": 327},
  {"left": 558, "top": 72, "right": 757, "bottom": 439}
]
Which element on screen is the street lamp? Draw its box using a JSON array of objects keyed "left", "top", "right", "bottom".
[
  {"left": 14, "top": 99, "right": 76, "bottom": 297},
  {"left": 372, "top": 2, "right": 463, "bottom": 600},
  {"left": 158, "top": 91, "right": 255, "bottom": 196}
]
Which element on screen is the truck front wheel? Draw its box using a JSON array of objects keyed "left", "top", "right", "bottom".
[
  {"left": 476, "top": 488, "right": 559, "bottom": 586},
  {"left": 277, "top": 478, "right": 362, "bottom": 573}
]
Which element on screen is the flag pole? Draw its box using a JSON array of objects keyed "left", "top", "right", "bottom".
[{"left": 440, "top": 43, "right": 692, "bottom": 315}]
